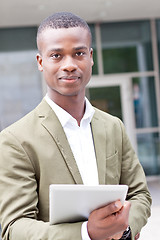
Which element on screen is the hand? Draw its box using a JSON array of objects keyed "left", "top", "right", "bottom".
[
  {"left": 103, "top": 231, "right": 124, "bottom": 240},
  {"left": 108, "top": 231, "right": 124, "bottom": 240},
  {"left": 87, "top": 200, "right": 131, "bottom": 240}
]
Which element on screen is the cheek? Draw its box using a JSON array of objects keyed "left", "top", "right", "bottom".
[
  {"left": 81, "top": 59, "right": 93, "bottom": 72},
  {"left": 86, "top": 61, "right": 93, "bottom": 75},
  {"left": 43, "top": 64, "right": 57, "bottom": 75}
]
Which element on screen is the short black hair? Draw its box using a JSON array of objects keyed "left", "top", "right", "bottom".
[{"left": 37, "top": 12, "right": 92, "bottom": 46}]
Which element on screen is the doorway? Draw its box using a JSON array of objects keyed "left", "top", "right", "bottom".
[{"left": 87, "top": 76, "right": 137, "bottom": 152}]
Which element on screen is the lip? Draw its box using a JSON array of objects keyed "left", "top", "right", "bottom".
[{"left": 58, "top": 76, "right": 80, "bottom": 81}]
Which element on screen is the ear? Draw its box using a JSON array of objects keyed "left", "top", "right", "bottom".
[
  {"left": 36, "top": 53, "right": 43, "bottom": 72},
  {"left": 90, "top": 48, "right": 94, "bottom": 66}
]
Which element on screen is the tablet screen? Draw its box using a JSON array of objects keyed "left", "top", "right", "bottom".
[{"left": 49, "top": 184, "right": 128, "bottom": 225}]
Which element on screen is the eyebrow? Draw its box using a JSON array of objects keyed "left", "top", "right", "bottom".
[
  {"left": 48, "top": 48, "right": 63, "bottom": 52},
  {"left": 48, "top": 46, "right": 88, "bottom": 53},
  {"left": 73, "top": 46, "right": 88, "bottom": 51}
]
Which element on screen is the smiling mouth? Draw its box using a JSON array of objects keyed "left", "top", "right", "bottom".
[{"left": 59, "top": 76, "right": 80, "bottom": 81}]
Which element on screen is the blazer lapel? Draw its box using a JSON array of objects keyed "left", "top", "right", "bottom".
[
  {"left": 91, "top": 112, "right": 106, "bottom": 185},
  {"left": 37, "top": 99, "right": 83, "bottom": 184}
]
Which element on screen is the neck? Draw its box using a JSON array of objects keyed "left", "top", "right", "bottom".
[{"left": 48, "top": 93, "right": 86, "bottom": 126}]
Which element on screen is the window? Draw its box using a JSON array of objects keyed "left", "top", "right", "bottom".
[
  {"left": 89, "top": 24, "right": 98, "bottom": 75},
  {"left": 0, "top": 27, "right": 42, "bottom": 130},
  {"left": 132, "top": 77, "right": 158, "bottom": 128},
  {"left": 137, "top": 132, "right": 160, "bottom": 175},
  {"left": 101, "top": 21, "right": 153, "bottom": 74}
]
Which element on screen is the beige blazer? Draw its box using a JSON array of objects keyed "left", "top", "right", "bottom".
[{"left": 0, "top": 99, "right": 151, "bottom": 240}]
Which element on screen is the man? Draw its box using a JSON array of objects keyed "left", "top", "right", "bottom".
[{"left": 0, "top": 12, "right": 151, "bottom": 240}]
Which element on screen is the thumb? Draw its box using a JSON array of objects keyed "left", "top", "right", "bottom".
[{"left": 97, "top": 200, "right": 123, "bottom": 219}]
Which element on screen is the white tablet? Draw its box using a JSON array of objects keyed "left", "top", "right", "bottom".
[{"left": 49, "top": 184, "right": 128, "bottom": 225}]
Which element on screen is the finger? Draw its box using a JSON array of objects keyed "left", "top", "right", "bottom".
[
  {"left": 95, "top": 200, "right": 123, "bottom": 219},
  {"left": 87, "top": 200, "right": 131, "bottom": 240},
  {"left": 124, "top": 200, "right": 131, "bottom": 209},
  {"left": 100, "top": 201, "right": 131, "bottom": 234},
  {"left": 111, "top": 231, "right": 123, "bottom": 239},
  {"left": 113, "top": 201, "right": 131, "bottom": 218}
]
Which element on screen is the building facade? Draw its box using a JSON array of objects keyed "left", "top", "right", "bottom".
[{"left": 0, "top": 2, "right": 160, "bottom": 176}]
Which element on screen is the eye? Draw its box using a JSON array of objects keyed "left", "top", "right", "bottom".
[
  {"left": 51, "top": 53, "right": 61, "bottom": 59},
  {"left": 75, "top": 51, "right": 85, "bottom": 57}
]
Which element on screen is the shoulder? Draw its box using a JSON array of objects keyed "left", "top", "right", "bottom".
[
  {"left": 93, "top": 107, "right": 123, "bottom": 127},
  {"left": 92, "top": 107, "right": 128, "bottom": 141},
  {"left": 0, "top": 99, "right": 51, "bottom": 139}
]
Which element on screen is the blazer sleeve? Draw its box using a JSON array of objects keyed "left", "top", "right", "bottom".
[
  {"left": 0, "top": 130, "right": 82, "bottom": 240},
  {"left": 117, "top": 119, "right": 152, "bottom": 239}
]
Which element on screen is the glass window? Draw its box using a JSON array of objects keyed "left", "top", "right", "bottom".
[
  {"left": 132, "top": 77, "right": 158, "bottom": 128},
  {"left": 137, "top": 132, "right": 160, "bottom": 175},
  {"left": 0, "top": 27, "right": 37, "bottom": 52},
  {"left": 89, "top": 24, "right": 98, "bottom": 75},
  {"left": 89, "top": 86, "right": 122, "bottom": 120},
  {"left": 101, "top": 21, "right": 153, "bottom": 74},
  {"left": 0, "top": 27, "right": 42, "bottom": 130},
  {"left": 0, "top": 50, "right": 42, "bottom": 130},
  {"left": 156, "top": 19, "right": 160, "bottom": 72}
]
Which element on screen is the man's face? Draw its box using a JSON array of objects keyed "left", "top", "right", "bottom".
[{"left": 37, "top": 27, "right": 93, "bottom": 99}]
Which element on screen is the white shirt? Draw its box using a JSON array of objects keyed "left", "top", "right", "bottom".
[{"left": 45, "top": 95, "right": 99, "bottom": 239}]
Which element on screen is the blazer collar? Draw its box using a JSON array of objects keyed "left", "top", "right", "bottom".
[
  {"left": 36, "top": 99, "right": 106, "bottom": 185},
  {"left": 91, "top": 111, "right": 106, "bottom": 185},
  {"left": 37, "top": 99, "right": 83, "bottom": 184}
]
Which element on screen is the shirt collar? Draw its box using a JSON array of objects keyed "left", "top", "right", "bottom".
[{"left": 44, "top": 94, "right": 95, "bottom": 128}]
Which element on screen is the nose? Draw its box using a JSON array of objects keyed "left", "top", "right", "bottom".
[{"left": 61, "top": 56, "right": 77, "bottom": 72}]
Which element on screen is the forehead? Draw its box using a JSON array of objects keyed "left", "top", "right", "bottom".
[{"left": 37, "top": 27, "right": 91, "bottom": 52}]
